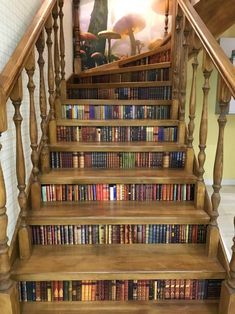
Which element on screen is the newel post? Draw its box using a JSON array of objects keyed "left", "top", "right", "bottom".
[
  {"left": 10, "top": 75, "right": 32, "bottom": 260},
  {"left": 0, "top": 136, "right": 20, "bottom": 313},
  {"left": 207, "top": 78, "right": 231, "bottom": 257},
  {"left": 219, "top": 217, "right": 235, "bottom": 314}
]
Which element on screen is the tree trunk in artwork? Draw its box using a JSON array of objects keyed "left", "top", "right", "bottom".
[{"left": 88, "top": 0, "right": 108, "bottom": 55}]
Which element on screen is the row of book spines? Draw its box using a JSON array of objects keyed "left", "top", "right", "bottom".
[
  {"left": 18, "top": 279, "right": 222, "bottom": 302},
  {"left": 31, "top": 224, "right": 207, "bottom": 246},
  {"left": 61, "top": 104, "right": 171, "bottom": 120},
  {"left": 80, "top": 68, "right": 170, "bottom": 84},
  {"left": 56, "top": 126, "right": 178, "bottom": 143},
  {"left": 50, "top": 152, "right": 186, "bottom": 169},
  {"left": 68, "top": 86, "right": 172, "bottom": 100},
  {"left": 123, "top": 50, "right": 171, "bottom": 67},
  {"left": 41, "top": 184, "right": 195, "bottom": 202}
]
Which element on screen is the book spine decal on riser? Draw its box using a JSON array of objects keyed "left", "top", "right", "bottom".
[
  {"left": 31, "top": 224, "right": 208, "bottom": 245},
  {"left": 18, "top": 279, "right": 222, "bottom": 302},
  {"left": 41, "top": 184, "right": 195, "bottom": 202},
  {"left": 56, "top": 126, "right": 178, "bottom": 142},
  {"left": 61, "top": 104, "right": 171, "bottom": 120},
  {"left": 50, "top": 152, "right": 186, "bottom": 169}
]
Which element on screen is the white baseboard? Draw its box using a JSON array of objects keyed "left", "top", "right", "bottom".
[{"left": 205, "top": 179, "right": 235, "bottom": 186}]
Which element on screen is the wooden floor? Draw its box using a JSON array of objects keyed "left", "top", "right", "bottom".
[
  {"left": 12, "top": 244, "right": 225, "bottom": 281},
  {"left": 21, "top": 301, "right": 219, "bottom": 314}
]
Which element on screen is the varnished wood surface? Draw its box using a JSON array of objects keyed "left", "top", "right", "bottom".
[
  {"left": 62, "top": 99, "right": 172, "bottom": 105},
  {"left": 56, "top": 119, "right": 179, "bottom": 127},
  {"left": 67, "top": 81, "right": 172, "bottom": 89},
  {"left": 0, "top": 0, "right": 57, "bottom": 99},
  {"left": 177, "top": 0, "right": 235, "bottom": 98},
  {"left": 49, "top": 142, "right": 187, "bottom": 152},
  {"left": 27, "top": 201, "right": 210, "bottom": 225},
  {"left": 12, "top": 244, "right": 226, "bottom": 280},
  {"left": 21, "top": 301, "right": 219, "bottom": 314},
  {"left": 79, "top": 62, "right": 171, "bottom": 78},
  {"left": 40, "top": 168, "right": 197, "bottom": 184}
]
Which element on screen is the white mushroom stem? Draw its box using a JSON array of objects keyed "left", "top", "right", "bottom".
[{"left": 128, "top": 27, "right": 136, "bottom": 56}]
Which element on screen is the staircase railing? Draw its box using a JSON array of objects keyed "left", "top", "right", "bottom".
[
  {"left": 0, "top": 0, "right": 66, "bottom": 312},
  {"left": 175, "top": 1, "right": 235, "bottom": 313}
]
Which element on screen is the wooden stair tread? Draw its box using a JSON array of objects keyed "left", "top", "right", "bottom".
[
  {"left": 20, "top": 301, "right": 219, "bottom": 314},
  {"left": 62, "top": 99, "right": 172, "bottom": 105},
  {"left": 78, "top": 62, "right": 171, "bottom": 78},
  {"left": 67, "top": 81, "right": 172, "bottom": 89},
  {"left": 56, "top": 119, "right": 179, "bottom": 126},
  {"left": 12, "top": 244, "right": 226, "bottom": 280},
  {"left": 40, "top": 169, "right": 197, "bottom": 184},
  {"left": 28, "top": 202, "right": 209, "bottom": 225},
  {"left": 49, "top": 142, "right": 187, "bottom": 152}
]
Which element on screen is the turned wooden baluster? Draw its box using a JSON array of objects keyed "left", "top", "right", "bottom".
[
  {"left": 59, "top": 0, "right": 66, "bottom": 99},
  {"left": 198, "top": 52, "right": 213, "bottom": 181},
  {"left": 207, "top": 78, "right": 231, "bottom": 258},
  {"left": 45, "top": 14, "right": 57, "bottom": 144},
  {"left": 171, "top": 6, "right": 183, "bottom": 119},
  {"left": 53, "top": 2, "right": 61, "bottom": 117},
  {"left": 25, "top": 50, "right": 41, "bottom": 210},
  {"left": 187, "top": 33, "right": 200, "bottom": 147},
  {"left": 73, "top": 0, "right": 81, "bottom": 74},
  {"left": 36, "top": 31, "right": 50, "bottom": 174},
  {"left": 0, "top": 135, "right": 20, "bottom": 313},
  {"left": 179, "top": 16, "right": 190, "bottom": 122},
  {"left": 0, "top": 138, "right": 12, "bottom": 290},
  {"left": 211, "top": 78, "right": 231, "bottom": 226},
  {"left": 164, "top": 0, "right": 170, "bottom": 38},
  {"left": 10, "top": 75, "right": 32, "bottom": 259}
]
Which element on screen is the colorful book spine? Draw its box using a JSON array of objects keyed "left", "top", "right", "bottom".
[
  {"left": 18, "top": 279, "right": 222, "bottom": 302},
  {"left": 56, "top": 126, "right": 178, "bottom": 142},
  {"left": 41, "top": 184, "right": 195, "bottom": 202},
  {"left": 31, "top": 224, "right": 208, "bottom": 245},
  {"left": 50, "top": 152, "right": 186, "bottom": 169}
]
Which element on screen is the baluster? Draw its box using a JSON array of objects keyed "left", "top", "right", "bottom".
[
  {"left": 59, "top": 0, "right": 66, "bottom": 99},
  {"left": 219, "top": 217, "right": 235, "bottom": 314},
  {"left": 187, "top": 33, "right": 200, "bottom": 147},
  {"left": 10, "top": 75, "right": 32, "bottom": 259},
  {"left": 25, "top": 50, "right": 41, "bottom": 210},
  {"left": 45, "top": 15, "right": 57, "bottom": 144},
  {"left": 198, "top": 52, "right": 213, "bottom": 181},
  {"left": 179, "top": 16, "right": 190, "bottom": 122},
  {"left": 0, "top": 135, "right": 20, "bottom": 314},
  {"left": 207, "top": 78, "right": 230, "bottom": 257},
  {"left": 73, "top": 0, "right": 81, "bottom": 74},
  {"left": 53, "top": 2, "right": 61, "bottom": 117},
  {"left": 36, "top": 31, "right": 50, "bottom": 174},
  {"left": 171, "top": 6, "right": 183, "bottom": 120}
]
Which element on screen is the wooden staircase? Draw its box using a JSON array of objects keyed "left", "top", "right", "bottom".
[
  {"left": 0, "top": 1, "right": 235, "bottom": 314},
  {"left": 12, "top": 37, "right": 227, "bottom": 313}
]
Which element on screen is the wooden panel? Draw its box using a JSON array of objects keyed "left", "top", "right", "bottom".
[
  {"left": 12, "top": 244, "right": 226, "bottom": 280},
  {"left": 40, "top": 169, "right": 197, "bottom": 184},
  {"left": 21, "top": 301, "right": 219, "bottom": 314},
  {"left": 56, "top": 119, "right": 179, "bottom": 127},
  {"left": 67, "top": 81, "right": 172, "bottom": 89},
  {"left": 27, "top": 201, "right": 209, "bottom": 225},
  {"left": 49, "top": 142, "right": 187, "bottom": 153}
]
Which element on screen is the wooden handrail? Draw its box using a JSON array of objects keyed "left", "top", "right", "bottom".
[
  {"left": 0, "top": 0, "right": 57, "bottom": 100},
  {"left": 178, "top": 0, "right": 235, "bottom": 98}
]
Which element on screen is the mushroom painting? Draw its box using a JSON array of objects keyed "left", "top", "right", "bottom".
[
  {"left": 113, "top": 14, "right": 146, "bottom": 56},
  {"left": 98, "top": 30, "right": 121, "bottom": 62},
  {"left": 91, "top": 52, "right": 104, "bottom": 67}
]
